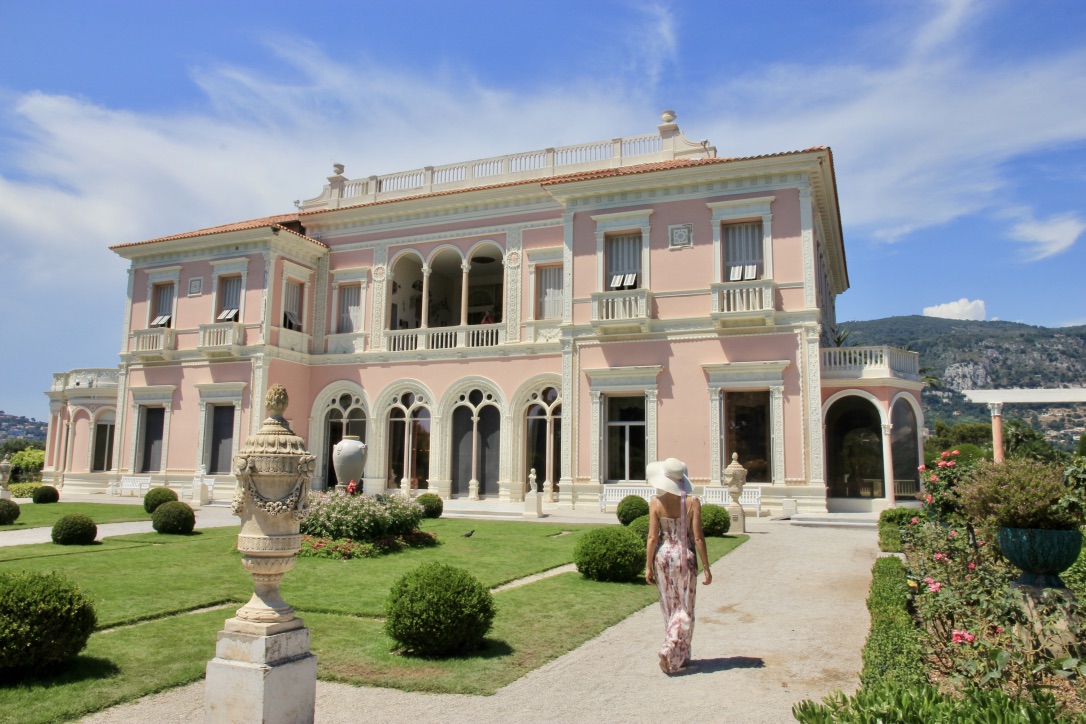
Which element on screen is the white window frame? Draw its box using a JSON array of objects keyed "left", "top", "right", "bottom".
[
  {"left": 707, "top": 197, "right": 774, "bottom": 284},
  {"left": 144, "top": 265, "right": 181, "bottom": 329},
  {"left": 195, "top": 382, "right": 246, "bottom": 476},
  {"left": 280, "top": 259, "right": 312, "bottom": 333},
  {"left": 592, "top": 210, "right": 653, "bottom": 292},
  {"left": 210, "top": 257, "right": 249, "bottom": 323},
  {"left": 89, "top": 409, "right": 116, "bottom": 473},
  {"left": 584, "top": 366, "right": 661, "bottom": 486},
  {"left": 703, "top": 361, "right": 788, "bottom": 485},
  {"left": 128, "top": 385, "right": 176, "bottom": 475},
  {"left": 329, "top": 267, "right": 369, "bottom": 336}
]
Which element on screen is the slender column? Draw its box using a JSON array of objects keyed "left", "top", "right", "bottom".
[
  {"left": 881, "top": 423, "right": 896, "bottom": 506},
  {"left": 469, "top": 412, "right": 480, "bottom": 500},
  {"left": 460, "top": 263, "right": 471, "bottom": 327},
  {"left": 420, "top": 266, "right": 431, "bottom": 329},
  {"left": 989, "top": 402, "right": 1005, "bottom": 463}
]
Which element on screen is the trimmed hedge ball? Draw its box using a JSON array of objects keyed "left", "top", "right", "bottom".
[
  {"left": 51, "top": 514, "right": 97, "bottom": 545},
  {"left": 573, "top": 525, "right": 645, "bottom": 582},
  {"left": 143, "top": 487, "right": 178, "bottom": 514},
  {"left": 385, "top": 563, "right": 495, "bottom": 657},
  {"left": 628, "top": 514, "right": 650, "bottom": 543},
  {"left": 0, "top": 499, "right": 20, "bottom": 526},
  {"left": 700, "top": 504, "right": 731, "bottom": 537},
  {"left": 0, "top": 571, "right": 96, "bottom": 676},
  {"left": 616, "top": 495, "right": 650, "bottom": 526},
  {"left": 152, "top": 501, "right": 195, "bottom": 535},
  {"left": 416, "top": 493, "right": 444, "bottom": 519},
  {"left": 31, "top": 485, "right": 59, "bottom": 504}
]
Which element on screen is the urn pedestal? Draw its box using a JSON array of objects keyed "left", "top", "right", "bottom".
[
  {"left": 724, "top": 453, "right": 748, "bottom": 534},
  {"left": 0, "top": 456, "right": 11, "bottom": 501},
  {"left": 205, "top": 385, "right": 317, "bottom": 724}
]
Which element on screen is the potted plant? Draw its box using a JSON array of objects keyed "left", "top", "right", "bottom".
[{"left": 957, "top": 458, "right": 1084, "bottom": 588}]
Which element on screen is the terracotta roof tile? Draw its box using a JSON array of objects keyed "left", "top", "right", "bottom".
[{"left": 109, "top": 213, "right": 326, "bottom": 250}]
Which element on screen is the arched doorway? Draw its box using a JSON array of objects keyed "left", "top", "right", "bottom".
[
  {"left": 891, "top": 397, "right": 921, "bottom": 500},
  {"left": 825, "top": 395, "right": 885, "bottom": 499},
  {"left": 524, "top": 386, "right": 561, "bottom": 500},
  {"left": 386, "top": 392, "right": 431, "bottom": 493},
  {"left": 324, "top": 392, "right": 367, "bottom": 489},
  {"left": 450, "top": 389, "right": 501, "bottom": 499}
]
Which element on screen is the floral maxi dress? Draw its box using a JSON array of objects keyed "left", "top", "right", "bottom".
[{"left": 654, "top": 514, "right": 696, "bottom": 672}]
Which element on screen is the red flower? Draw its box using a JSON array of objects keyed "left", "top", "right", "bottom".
[
  {"left": 951, "top": 450, "right": 960, "bottom": 456},
  {"left": 941, "top": 451, "right": 950, "bottom": 458},
  {"left": 918, "top": 464, "right": 926, "bottom": 471}
]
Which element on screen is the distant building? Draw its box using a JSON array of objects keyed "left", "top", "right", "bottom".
[{"left": 44, "top": 112, "right": 923, "bottom": 512}]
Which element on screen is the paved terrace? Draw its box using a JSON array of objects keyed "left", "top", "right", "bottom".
[{"left": 1, "top": 495, "right": 879, "bottom": 723}]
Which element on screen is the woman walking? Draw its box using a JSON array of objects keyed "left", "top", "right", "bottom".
[{"left": 645, "top": 458, "right": 712, "bottom": 674}]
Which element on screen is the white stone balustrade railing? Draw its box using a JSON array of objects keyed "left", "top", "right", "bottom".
[
  {"left": 52, "top": 368, "right": 120, "bottom": 391},
  {"left": 198, "top": 322, "right": 244, "bottom": 350},
  {"left": 821, "top": 346, "right": 920, "bottom": 381},
  {"left": 382, "top": 324, "right": 506, "bottom": 352},
  {"left": 298, "top": 124, "right": 711, "bottom": 211},
  {"left": 591, "top": 288, "right": 652, "bottom": 323},
  {"left": 131, "top": 328, "right": 177, "bottom": 357},
  {"left": 711, "top": 280, "right": 776, "bottom": 315}
]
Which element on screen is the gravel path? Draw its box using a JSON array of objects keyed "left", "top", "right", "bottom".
[
  {"left": 0, "top": 503, "right": 239, "bottom": 546},
  {"left": 79, "top": 517, "right": 877, "bottom": 724}
]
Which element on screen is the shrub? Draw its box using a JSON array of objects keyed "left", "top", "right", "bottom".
[
  {"left": 0, "top": 571, "right": 97, "bottom": 675},
  {"left": 415, "top": 492, "right": 443, "bottom": 519},
  {"left": 31, "top": 485, "right": 59, "bottom": 504},
  {"left": 152, "top": 501, "right": 195, "bottom": 534},
  {"left": 573, "top": 526, "right": 645, "bottom": 582},
  {"left": 957, "top": 457, "right": 1082, "bottom": 530},
  {"left": 700, "top": 504, "right": 731, "bottom": 537},
  {"left": 302, "top": 493, "right": 423, "bottom": 542},
  {"left": 51, "top": 514, "right": 97, "bottom": 545},
  {"left": 1064, "top": 526, "right": 1086, "bottom": 601},
  {"left": 385, "top": 563, "right": 495, "bottom": 656},
  {"left": 10, "top": 448, "right": 45, "bottom": 482},
  {"left": 860, "top": 557, "right": 926, "bottom": 688},
  {"left": 628, "top": 514, "right": 650, "bottom": 542},
  {"left": 9, "top": 482, "right": 41, "bottom": 498},
  {"left": 616, "top": 495, "right": 650, "bottom": 526},
  {"left": 877, "top": 507, "right": 916, "bottom": 553},
  {"left": 143, "top": 486, "right": 178, "bottom": 514},
  {"left": 0, "top": 499, "right": 19, "bottom": 525}
]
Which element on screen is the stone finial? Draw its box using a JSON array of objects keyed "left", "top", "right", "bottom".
[
  {"left": 333, "top": 163, "right": 345, "bottom": 176},
  {"left": 266, "top": 384, "right": 288, "bottom": 419},
  {"left": 660, "top": 110, "right": 676, "bottom": 124}
]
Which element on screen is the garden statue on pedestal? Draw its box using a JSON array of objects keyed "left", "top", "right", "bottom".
[
  {"left": 205, "top": 384, "right": 318, "bottom": 724},
  {"left": 724, "top": 453, "right": 748, "bottom": 534},
  {"left": 0, "top": 455, "right": 11, "bottom": 500}
]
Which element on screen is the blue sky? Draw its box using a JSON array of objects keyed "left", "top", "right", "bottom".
[{"left": 2, "top": 0, "right": 1085, "bottom": 420}]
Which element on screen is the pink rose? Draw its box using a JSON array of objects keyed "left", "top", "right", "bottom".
[
  {"left": 950, "top": 530, "right": 957, "bottom": 537},
  {"left": 923, "top": 576, "right": 934, "bottom": 583},
  {"left": 948, "top": 461, "right": 956, "bottom": 467},
  {"left": 918, "top": 464, "right": 926, "bottom": 471},
  {"left": 977, "top": 540, "right": 985, "bottom": 547},
  {"left": 952, "top": 630, "right": 975, "bottom": 644},
  {"left": 926, "top": 494, "right": 933, "bottom": 503},
  {"left": 941, "top": 451, "right": 950, "bottom": 458},
  {"left": 930, "top": 475, "right": 937, "bottom": 483},
  {"left": 928, "top": 581, "right": 942, "bottom": 592},
  {"left": 952, "top": 450, "right": 960, "bottom": 456},
  {"left": 934, "top": 553, "right": 946, "bottom": 561},
  {"left": 938, "top": 460, "right": 948, "bottom": 468},
  {"left": 995, "top": 626, "right": 1004, "bottom": 634},
  {"left": 967, "top": 562, "right": 976, "bottom": 570},
  {"left": 911, "top": 517, "right": 918, "bottom": 524}
]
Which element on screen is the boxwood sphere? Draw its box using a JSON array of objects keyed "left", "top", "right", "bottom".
[
  {"left": 152, "top": 501, "right": 196, "bottom": 535},
  {"left": 616, "top": 495, "right": 650, "bottom": 526},
  {"left": 628, "top": 514, "right": 651, "bottom": 543},
  {"left": 143, "top": 486, "right": 178, "bottom": 514},
  {"left": 415, "top": 493, "right": 443, "bottom": 519},
  {"left": 0, "top": 571, "right": 96, "bottom": 676},
  {"left": 32, "top": 485, "right": 59, "bottom": 504},
  {"left": 0, "top": 499, "right": 19, "bottom": 526},
  {"left": 573, "top": 525, "right": 646, "bottom": 582},
  {"left": 385, "top": 563, "right": 495, "bottom": 657},
  {"left": 51, "top": 514, "right": 97, "bottom": 545},
  {"left": 700, "top": 504, "right": 731, "bottom": 537}
]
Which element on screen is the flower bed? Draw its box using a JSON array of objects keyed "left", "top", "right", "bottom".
[
  {"left": 298, "top": 493, "right": 435, "bottom": 559},
  {"left": 299, "top": 531, "right": 438, "bottom": 560}
]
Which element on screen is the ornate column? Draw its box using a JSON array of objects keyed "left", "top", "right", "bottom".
[
  {"left": 881, "top": 423, "right": 896, "bottom": 506},
  {"left": 420, "top": 265, "right": 431, "bottom": 329},
  {"left": 468, "top": 411, "right": 481, "bottom": 500},
  {"left": 459, "top": 262, "right": 471, "bottom": 328},
  {"left": 205, "top": 385, "right": 317, "bottom": 724},
  {"left": 989, "top": 402, "right": 1005, "bottom": 463}
]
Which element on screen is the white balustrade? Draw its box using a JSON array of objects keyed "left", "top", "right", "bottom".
[
  {"left": 131, "top": 328, "right": 177, "bottom": 358},
  {"left": 198, "top": 322, "right": 243, "bottom": 351},
  {"left": 713, "top": 280, "right": 775, "bottom": 314},
  {"left": 383, "top": 324, "right": 505, "bottom": 352},
  {"left": 53, "top": 368, "right": 120, "bottom": 390},
  {"left": 821, "top": 346, "right": 920, "bottom": 381}
]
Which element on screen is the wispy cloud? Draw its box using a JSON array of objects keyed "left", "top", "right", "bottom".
[
  {"left": 1007, "top": 212, "right": 1085, "bottom": 260},
  {"left": 923, "top": 298, "right": 987, "bottom": 321}
]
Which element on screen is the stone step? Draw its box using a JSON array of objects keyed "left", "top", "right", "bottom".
[{"left": 789, "top": 514, "right": 878, "bottom": 530}]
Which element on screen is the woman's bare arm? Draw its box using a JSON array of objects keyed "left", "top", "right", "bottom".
[
  {"left": 645, "top": 498, "right": 661, "bottom": 584},
  {"left": 690, "top": 498, "right": 712, "bottom": 585}
]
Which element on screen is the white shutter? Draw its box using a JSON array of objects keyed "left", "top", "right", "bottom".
[
  {"left": 538, "top": 267, "right": 563, "bottom": 319},
  {"left": 338, "top": 284, "right": 361, "bottom": 333},
  {"left": 724, "top": 222, "right": 764, "bottom": 280}
]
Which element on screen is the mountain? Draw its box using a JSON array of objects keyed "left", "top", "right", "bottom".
[{"left": 840, "top": 316, "right": 1086, "bottom": 452}]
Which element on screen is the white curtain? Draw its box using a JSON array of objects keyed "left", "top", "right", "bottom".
[
  {"left": 538, "top": 266, "right": 563, "bottom": 319},
  {"left": 724, "top": 222, "right": 764, "bottom": 280},
  {"left": 605, "top": 233, "right": 641, "bottom": 287},
  {"left": 338, "top": 284, "right": 361, "bottom": 333},
  {"left": 219, "top": 276, "right": 241, "bottom": 313},
  {"left": 153, "top": 283, "right": 174, "bottom": 323}
]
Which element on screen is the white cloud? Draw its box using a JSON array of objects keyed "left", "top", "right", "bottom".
[
  {"left": 923, "top": 298, "right": 987, "bottom": 321},
  {"left": 1008, "top": 212, "right": 1085, "bottom": 260}
]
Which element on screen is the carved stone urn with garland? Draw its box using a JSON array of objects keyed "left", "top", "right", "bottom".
[{"left": 230, "top": 383, "right": 316, "bottom": 622}]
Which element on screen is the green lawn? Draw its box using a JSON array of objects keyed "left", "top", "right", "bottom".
[
  {"left": 0, "top": 517, "right": 746, "bottom": 723},
  {"left": 0, "top": 502, "right": 151, "bottom": 532}
]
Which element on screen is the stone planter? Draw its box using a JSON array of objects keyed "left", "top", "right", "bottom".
[
  {"left": 331, "top": 435, "right": 366, "bottom": 493},
  {"left": 997, "top": 526, "right": 1083, "bottom": 589}
]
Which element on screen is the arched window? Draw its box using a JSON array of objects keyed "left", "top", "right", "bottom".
[
  {"left": 524, "top": 386, "right": 561, "bottom": 500},
  {"left": 450, "top": 388, "right": 500, "bottom": 498},
  {"left": 386, "top": 392, "right": 431, "bottom": 492},
  {"left": 825, "top": 395, "right": 884, "bottom": 498},
  {"left": 891, "top": 398, "right": 921, "bottom": 500},
  {"left": 324, "top": 392, "right": 367, "bottom": 488}
]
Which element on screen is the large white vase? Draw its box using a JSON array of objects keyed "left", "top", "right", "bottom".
[{"left": 331, "top": 435, "right": 366, "bottom": 492}]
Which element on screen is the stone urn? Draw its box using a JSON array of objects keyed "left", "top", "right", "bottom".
[
  {"left": 997, "top": 527, "right": 1083, "bottom": 589},
  {"left": 230, "top": 384, "right": 316, "bottom": 622},
  {"left": 331, "top": 435, "right": 366, "bottom": 494},
  {"left": 0, "top": 455, "right": 11, "bottom": 500},
  {"left": 723, "top": 452, "right": 748, "bottom": 533}
]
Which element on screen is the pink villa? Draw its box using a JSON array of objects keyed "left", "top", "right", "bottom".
[{"left": 43, "top": 112, "right": 924, "bottom": 513}]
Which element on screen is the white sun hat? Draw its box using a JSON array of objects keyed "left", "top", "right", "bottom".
[{"left": 645, "top": 457, "right": 693, "bottom": 496}]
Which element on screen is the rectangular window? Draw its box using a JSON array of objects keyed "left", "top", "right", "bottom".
[
  {"left": 605, "top": 396, "right": 646, "bottom": 483},
  {"left": 283, "top": 280, "right": 303, "bottom": 331},
  {"left": 537, "top": 266, "right": 563, "bottom": 319},
  {"left": 337, "top": 284, "right": 361, "bottom": 333},
  {"left": 150, "top": 283, "right": 175, "bottom": 327},
  {"left": 217, "top": 276, "right": 242, "bottom": 322},
  {"left": 139, "top": 407, "right": 165, "bottom": 473},
  {"left": 724, "top": 221, "right": 764, "bottom": 281},
  {"left": 207, "top": 405, "right": 235, "bottom": 474},
  {"left": 605, "top": 233, "right": 641, "bottom": 290},
  {"left": 723, "top": 390, "right": 771, "bottom": 483},
  {"left": 92, "top": 422, "right": 115, "bottom": 472}
]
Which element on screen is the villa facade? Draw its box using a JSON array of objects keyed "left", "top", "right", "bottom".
[{"left": 43, "top": 112, "right": 924, "bottom": 513}]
